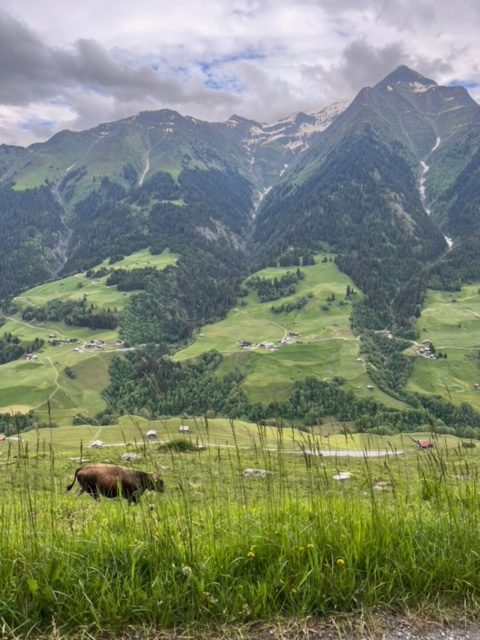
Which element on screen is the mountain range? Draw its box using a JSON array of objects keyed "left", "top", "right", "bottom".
[{"left": 2, "top": 65, "right": 480, "bottom": 336}]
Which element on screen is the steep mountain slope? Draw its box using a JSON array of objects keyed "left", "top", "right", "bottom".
[
  {"left": 372, "top": 67, "right": 480, "bottom": 236},
  {"left": 0, "top": 185, "right": 66, "bottom": 297},
  {"left": 254, "top": 66, "right": 480, "bottom": 330},
  {"left": 0, "top": 103, "right": 345, "bottom": 300},
  {"left": 1, "top": 65, "right": 480, "bottom": 333}
]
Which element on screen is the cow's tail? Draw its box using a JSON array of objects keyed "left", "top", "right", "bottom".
[{"left": 66, "top": 468, "right": 81, "bottom": 492}]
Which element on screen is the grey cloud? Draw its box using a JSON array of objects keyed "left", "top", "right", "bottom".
[
  {"left": 0, "top": 1, "right": 479, "bottom": 145},
  {"left": 338, "top": 40, "right": 412, "bottom": 92},
  {"left": 334, "top": 40, "right": 456, "bottom": 96},
  {"left": 0, "top": 8, "right": 244, "bottom": 143},
  {"left": 0, "top": 10, "right": 60, "bottom": 103},
  {"left": 0, "top": 9, "right": 239, "bottom": 110}
]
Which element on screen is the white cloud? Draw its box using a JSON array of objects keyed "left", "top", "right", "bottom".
[{"left": 0, "top": 0, "right": 479, "bottom": 144}]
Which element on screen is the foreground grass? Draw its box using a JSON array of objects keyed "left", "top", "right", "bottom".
[{"left": 1, "top": 426, "right": 480, "bottom": 637}]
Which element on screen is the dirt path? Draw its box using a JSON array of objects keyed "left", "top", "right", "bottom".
[
  {"left": 31, "top": 357, "right": 61, "bottom": 410},
  {"left": 4, "top": 315, "right": 67, "bottom": 339}
]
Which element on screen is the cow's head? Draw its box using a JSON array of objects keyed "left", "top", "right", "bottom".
[{"left": 152, "top": 474, "right": 165, "bottom": 493}]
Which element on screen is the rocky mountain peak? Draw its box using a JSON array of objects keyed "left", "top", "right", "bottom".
[{"left": 375, "top": 65, "right": 437, "bottom": 91}]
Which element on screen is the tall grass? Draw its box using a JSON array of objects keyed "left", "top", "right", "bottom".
[{"left": 0, "top": 425, "right": 480, "bottom": 637}]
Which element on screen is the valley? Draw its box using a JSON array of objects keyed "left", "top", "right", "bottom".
[
  {"left": 2, "top": 59, "right": 480, "bottom": 638},
  {"left": 2, "top": 64, "right": 480, "bottom": 439}
]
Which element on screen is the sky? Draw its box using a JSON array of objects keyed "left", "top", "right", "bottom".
[{"left": 1, "top": 0, "right": 479, "bottom": 146}]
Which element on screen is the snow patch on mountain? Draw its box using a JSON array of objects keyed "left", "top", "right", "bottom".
[
  {"left": 407, "top": 81, "right": 436, "bottom": 93},
  {"left": 243, "top": 100, "right": 349, "bottom": 155}
]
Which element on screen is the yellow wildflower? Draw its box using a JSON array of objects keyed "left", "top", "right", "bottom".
[{"left": 336, "top": 558, "right": 345, "bottom": 566}]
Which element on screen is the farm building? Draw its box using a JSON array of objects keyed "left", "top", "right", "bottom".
[{"left": 416, "top": 440, "right": 434, "bottom": 449}]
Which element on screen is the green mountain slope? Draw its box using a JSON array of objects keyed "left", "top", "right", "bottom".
[
  {"left": 0, "top": 249, "right": 176, "bottom": 421},
  {"left": 174, "top": 255, "right": 405, "bottom": 409},
  {"left": 254, "top": 66, "right": 480, "bottom": 331}
]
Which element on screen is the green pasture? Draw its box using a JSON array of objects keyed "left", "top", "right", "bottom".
[
  {"left": 0, "top": 315, "right": 119, "bottom": 419},
  {"left": 94, "top": 247, "right": 179, "bottom": 271},
  {"left": 176, "top": 257, "right": 404, "bottom": 408},
  {"left": 1, "top": 249, "right": 178, "bottom": 419},
  {"left": 13, "top": 248, "right": 178, "bottom": 311},
  {"left": 16, "top": 414, "right": 458, "bottom": 456},
  {"left": 407, "top": 285, "right": 480, "bottom": 410},
  {"left": 0, "top": 424, "right": 479, "bottom": 637}
]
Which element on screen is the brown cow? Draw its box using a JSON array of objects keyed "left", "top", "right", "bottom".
[{"left": 66, "top": 464, "right": 164, "bottom": 503}]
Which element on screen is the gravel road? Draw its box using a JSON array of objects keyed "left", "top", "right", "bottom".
[{"left": 103, "top": 620, "right": 480, "bottom": 640}]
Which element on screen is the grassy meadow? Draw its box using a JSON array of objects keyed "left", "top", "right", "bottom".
[
  {"left": 175, "top": 257, "right": 404, "bottom": 409},
  {"left": 1, "top": 419, "right": 480, "bottom": 638},
  {"left": 13, "top": 249, "right": 178, "bottom": 311},
  {"left": 407, "top": 285, "right": 480, "bottom": 410},
  {"left": 0, "top": 250, "right": 177, "bottom": 421}
]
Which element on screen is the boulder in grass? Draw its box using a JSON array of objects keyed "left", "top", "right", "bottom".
[
  {"left": 333, "top": 471, "right": 352, "bottom": 481},
  {"left": 373, "top": 481, "right": 393, "bottom": 491},
  {"left": 243, "top": 468, "right": 270, "bottom": 478},
  {"left": 121, "top": 453, "right": 140, "bottom": 462}
]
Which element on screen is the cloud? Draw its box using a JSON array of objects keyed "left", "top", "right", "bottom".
[{"left": 0, "top": 1, "right": 479, "bottom": 144}]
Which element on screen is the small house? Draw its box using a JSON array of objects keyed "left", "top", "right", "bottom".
[{"left": 416, "top": 439, "right": 433, "bottom": 449}]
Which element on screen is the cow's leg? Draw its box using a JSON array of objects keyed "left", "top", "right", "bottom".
[
  {"left": 128, "top": 492, "right": 140, "bottom": 505},
  {"left": 85, "top": 485, "right": 100, "bottom": 500}
]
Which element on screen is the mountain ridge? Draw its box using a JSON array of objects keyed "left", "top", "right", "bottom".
[{"left": 2, "top": 65, "right": 480, "bottom": 339}]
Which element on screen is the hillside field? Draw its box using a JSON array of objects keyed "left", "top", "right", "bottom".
[
  {"left": 16, "top": 413, "right": 440, "bottom": 453},
  {"left": 0, "top": 249, "right": 177, "bottom": 421},
  {"left": 176, "top": 256, "right": 405, "bottom": 409},
  {"left": 407, "top": 285, "right": 480, "bottom": 410},
  {"left": 13, "top": 249, "right": 178, "bottom": 311}
]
